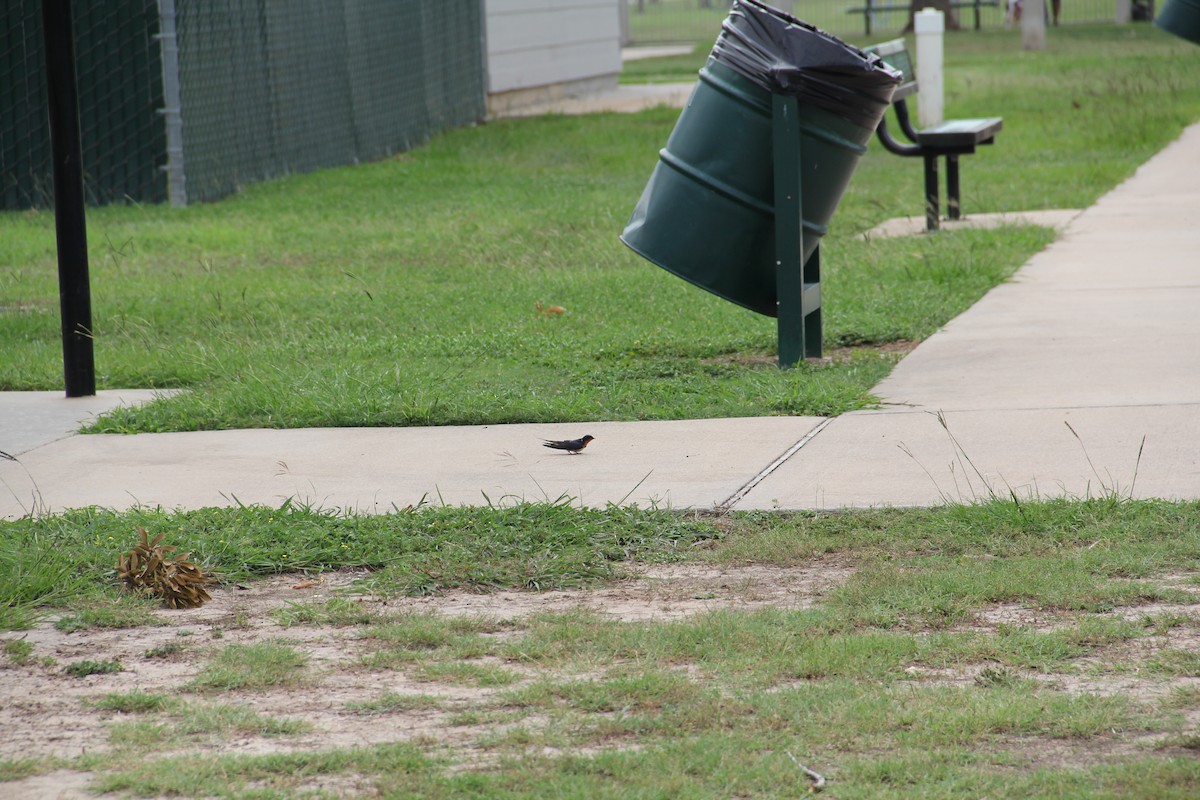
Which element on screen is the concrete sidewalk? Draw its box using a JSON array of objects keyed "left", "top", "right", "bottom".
[{"left": 4, "top": 122, "right": 1199, "bottom": 518}]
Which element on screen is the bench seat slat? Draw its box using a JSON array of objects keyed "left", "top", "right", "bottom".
[{"left": 916, "top": 117, "right": 1003, "bottom": 148}]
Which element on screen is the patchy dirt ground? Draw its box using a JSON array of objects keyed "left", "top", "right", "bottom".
[
  {"left": 2, "top": 562, "right": 1198, "bottom": 798},
  {"left": 0, "top": 563, "right": 851, "bottom": 793},
  {"left": 701, "top": 339, "right": 921, "bottom": 369}
]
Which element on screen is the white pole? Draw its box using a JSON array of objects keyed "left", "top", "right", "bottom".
[
  {"left": 914, "top": 9, "right": 944, "bottom": 128},
  {"left": 1115, "top": 0, "right": 1132, "bottom": 24},
  {"left": 1022, "top": 0, "right": 1047, "bottom": 50}
]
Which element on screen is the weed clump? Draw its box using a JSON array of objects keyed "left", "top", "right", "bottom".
[
  {"left": 65, "top": 659, "right": 123, "bottom": 678},
  {"left": 117, "top": 527, "right": 213, "bottom": 609}
]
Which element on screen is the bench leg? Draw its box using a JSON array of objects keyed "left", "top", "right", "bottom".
[
  {"left": 946, "top": 154, "right": 961, "bottom": 221},
  {"left": 803, "top": 245, "right": 822, "bottom": 360},
  {"left": 923, "top": 155, "right": 939, "bottom": 232}
]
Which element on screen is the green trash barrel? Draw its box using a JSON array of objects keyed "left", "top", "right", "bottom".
[
  {"left": 1157, "top": 0, "right": 1200, "bottom": 45},
  {"left": 621, "top": 0, "right": 900, "bottom": 318}
]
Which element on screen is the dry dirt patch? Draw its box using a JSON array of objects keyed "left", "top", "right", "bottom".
[
  {"left": 701, "top": 340, "right": 919, "bottom": 369},
  {"left": 4, "top": 564, "right": 1198, "bottom": 798},
  {"left": 0, "top": 561, "right": 851, "bottom": 770}
]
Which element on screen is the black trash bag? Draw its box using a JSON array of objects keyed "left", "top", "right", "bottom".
[{"left": 711, "top": 0, "right": 901, "bottom": 128}]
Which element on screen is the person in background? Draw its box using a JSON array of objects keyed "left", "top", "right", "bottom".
[{"left": 1007, "top": 0, "right": 1062, "bottom": 26}]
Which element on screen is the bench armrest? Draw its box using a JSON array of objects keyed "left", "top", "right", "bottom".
[
  {"left": 892, "top": 99, "right": 922, "bottom": 143},
  {"left": 875, "top": 114, "right": 922, "bottom": 157}
]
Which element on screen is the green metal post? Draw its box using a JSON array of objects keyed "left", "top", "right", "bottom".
[{"left": 772, "top": 94, "right": 822, "bottom": 367}]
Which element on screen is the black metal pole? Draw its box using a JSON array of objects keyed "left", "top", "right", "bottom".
[{"left": 42, "top": 0, "right": 96, "bottom": 397}]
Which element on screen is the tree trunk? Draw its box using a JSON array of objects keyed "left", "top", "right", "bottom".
[{"left": 903, "top": 0, "right": 963, "bottom": 32}]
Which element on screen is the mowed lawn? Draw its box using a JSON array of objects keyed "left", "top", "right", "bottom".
[{"left": 2, "top": 25, "right": 1198, "bottom": 432}]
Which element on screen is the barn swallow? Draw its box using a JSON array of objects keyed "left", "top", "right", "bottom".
[{"left": 542, "top": 435, "right": 594, "bottom": 454}]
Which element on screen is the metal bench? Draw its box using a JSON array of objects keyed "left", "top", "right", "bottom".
[
  {"left": 846, "top": 0, "right": 1001, "bottom": 36},
  {"left": 866, "top": 38, "right": 1003, "bottom": 231}
]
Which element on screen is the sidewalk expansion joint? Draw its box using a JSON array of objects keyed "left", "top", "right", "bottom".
[{"left": 715, "top": 417, "right": 833, "bottom": 513}]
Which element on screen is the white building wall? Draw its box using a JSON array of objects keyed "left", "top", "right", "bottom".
[{"left": 486, "top": 0, "right": 621, "bottom": 110}]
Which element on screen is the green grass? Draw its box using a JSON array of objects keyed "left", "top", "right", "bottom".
[
  {"left": 3, "top": 497, "right": 1198, "bottom": 796},
  {"left": 80, "top": 669, "right": 1198, "bottom": 798},
  {"left": 53, "top": 594, "right": 161, "bottom": 632},
  {"left": 169, "top": 701, "right": 310, "bottom": 739},
  {"left": 407, "top": 660, "right": 524, "bottom": 688},
  {"left": 188, "top": 642, "right": 309, "bottom": 693},
  {"left": 64, "top": 658, "right": 123, "bottom": 678},
  {"left": 0, "top": 757, "right": 59, "bottom": 783},
  {"left": 0, "top": 502, "right": 715, "bottom": 625},
  {"left": 144, "top": 641, "right": 186, "bottom": 658},
  {"left": 93, "top": 688, "right": 175, "bottom": 714},
  {"left": 4, "top": 497, "right": 1200, "bottom": 630},
  {"left": 100, "top": 694, "right": 310, "bottom": 750},
  {"left": 1, "top": 638, "right": 34, "bottom": 666},
  {"left": 272, "top": 597, "right": 382, "bottom": 627},
  {"left": 345, "top": 692, "right": 445, "bottom": 715},
  {"left": 3, "top": 26, "right": 1196, "bottom": 433}
]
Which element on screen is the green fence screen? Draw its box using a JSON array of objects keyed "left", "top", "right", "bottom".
[
  {"left": 1, "top": 0, "right": 486, "bottom": 210},
  {"left": 174, "top": 0, "right": 486, "bottom": 204},
  {"left": 1, "top": 1, "right": 166, "bottom": 209}
]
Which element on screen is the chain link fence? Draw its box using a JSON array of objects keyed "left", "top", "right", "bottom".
[
  {"left": 624, "top": 0, "right": 1154, "bottom": 44},
  {"left": 1, "top": 0, "right": 486, "bottom": 210},
  {"left": 173, "top": 0, "right": 485, "bottom": 204},
  {"left": 1, "top": 1, "right": 166, "bottom": 209}
]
